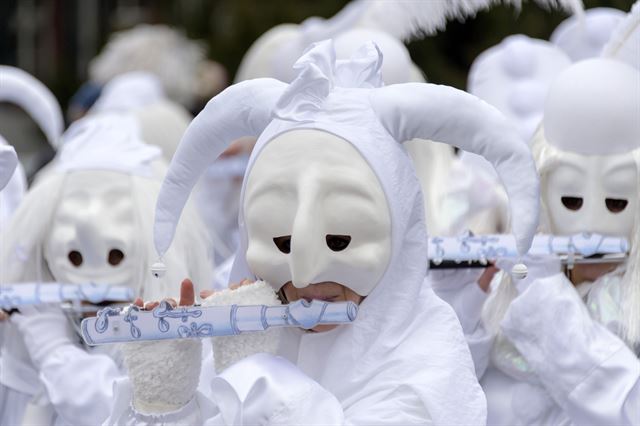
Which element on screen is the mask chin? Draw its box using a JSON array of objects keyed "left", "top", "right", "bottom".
[
  {"left": 244, "top": 129, "right": 392, "bottom": 297},
  {"left": 543, "top": 151, "right": 638, "bottom": 240},
  {"left": 44, "top": 171, "right": 140, "bottom": 292}
]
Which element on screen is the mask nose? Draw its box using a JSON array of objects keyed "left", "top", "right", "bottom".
[
  {"left": 289, "top": 204, "right": 324, "bottom": 289},
  {"left": 74, "top": 208, "right": 105, "bottom": 266}
]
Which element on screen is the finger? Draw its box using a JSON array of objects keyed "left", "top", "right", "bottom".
[
  {"left": 0, "top": 311, "right": 8, "bottom": 321},
  {"left": 179, "top": 279, "right": 195, "bottom": 306},
  {"left": 200, "top": 289, "right": 214, "bottom": 299},
  {"left": 134, "top": 298, "right": 144, "bottom": 308},
  {"left": 477, "top": 265, "right": 499, "bottom": 293},
  {"left": 144, "top": 301, "right": 159, "bottom": 311}
]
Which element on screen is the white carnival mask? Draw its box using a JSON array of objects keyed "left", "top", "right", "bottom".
[
  {"left": 540, "top": 58, "right": 640, "bottom": 239},
  {"left": 44, "top": 170, "right": 140, "bottom": 291},
  {"left": 244, "top": 129, "right": 391, "bottom": 296},
  {"left": 544, "top": 152, "right": 637, "bottom": 239}
]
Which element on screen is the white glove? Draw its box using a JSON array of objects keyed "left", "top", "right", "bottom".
[
  {"left": 203, "top": 280, "right": 281, "bottom": 373},
  {"left": 496, "top": 255, "right": 562, "bottom": 294},
  {"left": 120, "top": 338, "right": 202, "bottom": 415},
  {"left": 10, "top": 304, "right": 76, "bottom": 368}
]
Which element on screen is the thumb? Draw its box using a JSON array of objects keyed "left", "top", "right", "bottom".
[{"left": 179, "top": 279, "right": 195, "bottom": 306}]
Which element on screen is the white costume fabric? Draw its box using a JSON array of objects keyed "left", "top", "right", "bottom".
[
  {"left": 433, "top": 38, "right": 640, "bottom": 425},
  {"left": 0, "top": 113, "right": 212, "bottom": 426},
  {"left": 110, "top": 39, "right": 542, "bottom": 425}
]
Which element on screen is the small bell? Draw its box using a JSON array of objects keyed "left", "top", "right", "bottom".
[
  {"left": 151, "top": 260, "right": 167, "bottom": 279},
  {"left": 511, "top": 263, "right": 528, "bottom": 280}
]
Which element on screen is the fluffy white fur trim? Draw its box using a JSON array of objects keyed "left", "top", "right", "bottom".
[
  {"left": 202, "top": 280, "right": 282, "bottom": 373},
  {"left": 120, "top": 339, "right": 202, "bottom": 414}
]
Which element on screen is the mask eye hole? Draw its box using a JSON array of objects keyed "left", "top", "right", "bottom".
[
  {"left": 561, "top": 196, "right": 583, "bottom": 211},
  {"left": 605, "top": 198, "right": 628, "bottom": 213},
  {"left": 68, "top": 250, "right": 83, "bottom": 267},
  {"left": 108, "top": 249, "right": 125, "bottom": 266},
  {"left": 326, "top": 235, "right": 351, "bottom": 252},
  {"left": 273, "top": 236, "right": 291, "bottom": 254}
]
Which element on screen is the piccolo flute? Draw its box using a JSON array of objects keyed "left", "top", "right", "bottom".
[
  {"left": 0, "top": 282, "right": 134, "bottom": 311},
  {"left": 428, "top": 232, "right": 629, "bottom": 269},
  {"left": 81, "top": 299, "right": 358, "bottom": 346}
]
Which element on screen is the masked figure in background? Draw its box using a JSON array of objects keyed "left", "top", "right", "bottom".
[
  {"left": 433, "top": 5, "right": 640, "bottom": 424},
  {"left": 0, "top": 114, "right": 212, "bottom": 426},
  {"left": 104, "top": 39, "right": 541, "bottom": 425}
]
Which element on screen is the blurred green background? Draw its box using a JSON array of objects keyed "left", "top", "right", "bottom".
[{"left": 0, "top": 0, "right": 635, "bottom": 110}]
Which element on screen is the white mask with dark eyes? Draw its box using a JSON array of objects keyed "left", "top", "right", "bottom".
[
  {"left": 543, "top": 152, "right": 637, "bottom": 239},
  {"left": 243, "top": 129, "right": 391, "bottom": 296},
  {"left": 44, "top": 171, "right": 140, "bottom": 291},
  {"left": 540, "top": 58, "right": 640, "bottom": 240}
]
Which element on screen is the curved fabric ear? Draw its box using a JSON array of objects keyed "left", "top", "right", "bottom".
[
  {"left": 0, "top": 66, "right": 64, "bottom": 149},
  {"left": 371, "top": 83, "right": 540, "bottom": 255},
  {"left": 154, "top": 78, "right": 286, "bottom": 258}
]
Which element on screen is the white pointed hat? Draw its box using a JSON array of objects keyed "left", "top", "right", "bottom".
[
  {"left": 154, "top": 40, "right": 540, "bottom": 261},
  {"left": 54, "top": 113, "right": 162, "bottom": 177},
  {"left": 0, "top": 66, "right": 64, "bottom": 149}
]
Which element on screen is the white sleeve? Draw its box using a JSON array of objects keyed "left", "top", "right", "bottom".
[
  {"left": 501, "top": 273, "right": 640, "bottom": 425},
  {"left": 38, "top": 344, "right": 122, "bottom": 425},
  {"left": 212, "top": 353, "right": 434, "bottom": 425},
  {"left": 104, "top": 378, "right": 222, "bottom": 426},
  {"left": 429, "top": 269, "right": 494, "bottom": 378}
]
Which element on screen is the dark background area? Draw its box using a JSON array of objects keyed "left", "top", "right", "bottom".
[{"left": 0, "top": 0, "right": 634, "bottom": 111}]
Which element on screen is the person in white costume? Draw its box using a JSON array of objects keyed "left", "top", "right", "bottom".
[
  {"left": 432, "top": 6, "right": 640, "bottom": 423},
  {"left": 105, "top": 39, "right": 542, "bottom": 425},
  {"left": 0, "top": 113, "right": 212, "bottom": 426}
]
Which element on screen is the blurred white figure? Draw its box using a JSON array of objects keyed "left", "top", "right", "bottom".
[
  {"left": 89, "top": 24, "right": 227, "bottom": 112},
  {"left": 551, "top": 7, "right": 626, "bottom": 61},
  {"left": 433, "top": 5, "right": 640, "bottom": 423},
  {"left": 0, "top": 114, "right": 212, "bottom": 426}
]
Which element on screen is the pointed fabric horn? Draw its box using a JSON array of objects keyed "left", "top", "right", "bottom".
[
  {"left": 371, "top": 84, "right": 540, "bottom": 255},
  {"left": 153, "top": 78, "right": 286, "bottom": 259},
  {"left": 0, "top": 66, "right": 64, "bottom": 149}
]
